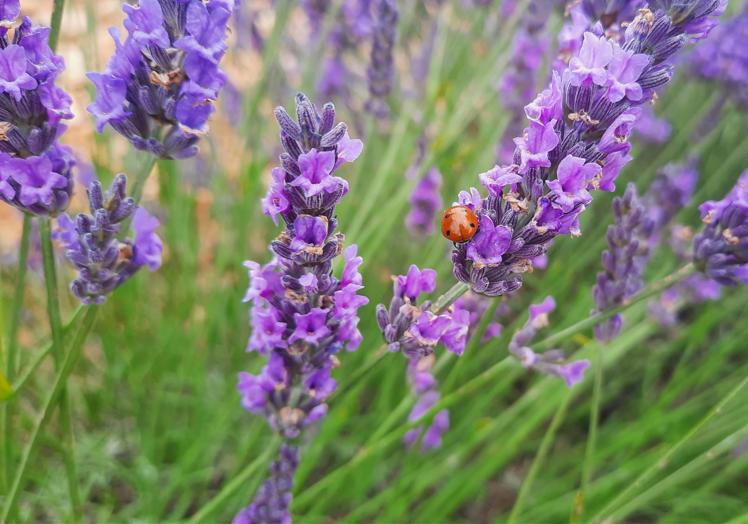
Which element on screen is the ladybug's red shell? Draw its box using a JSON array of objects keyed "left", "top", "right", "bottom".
[{"left": 441, "top": 205, "right": 479, "bottom": 243}]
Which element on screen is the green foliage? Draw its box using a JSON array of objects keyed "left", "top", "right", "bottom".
[{"left": 1, "top": 1, "right": 747, "bottom": 522}]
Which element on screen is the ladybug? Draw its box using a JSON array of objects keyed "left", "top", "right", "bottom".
[{"left": 441, "top": 205, "right": 479, "bottom": 243}]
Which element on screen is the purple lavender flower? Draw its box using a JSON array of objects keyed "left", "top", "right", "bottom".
[
  {"left": 555, "top": 0, "right": 645, "bottom": 72},
  {"left": 693, "top": 170, "right": 748, "bottom": 286},
  {"left": 87, "top": 0, "right": 235, "bottom": 159},
  {"left": 647, "top": 159, "right": 699, "bottom": 235},
  {"left": 407, "top": 168, "right": 442, "bottom": 236},
  {"left": 592, "top": 184, "right": 653, "bottom": 341},
  {"left": 449, "top": 1, "right": 724, "bottom": 298},
  {"left": 376, "top": 264, "right": 470, "bottom": 359},
  {"left": 402, "top": 354, "right": 450, "bottom": 451},
  {"left": 235, "top": 94, "right": 366, "bottom": 523},
  {"left": 637, "top": 106, "right": 671, "bottom": 144},
  {"left": 689, "top": 4, "right": 748, "bottom": 114},
  {"left": 54, "top": 174, "right": 163, "bottom": 305},
  {"left": 593, "top": 159, "right": 700, "bottom": 339},
  {"left": 497, "top": 5, "right": 550, "bottom": 163},
  {"left": 0, "top": 10, "right": 74, "bottom": 216},
  {"left": 509, "top": 296, "right": 589, "bottom": 387},
  {"left": 232, "top": 444, "right": 299, "bottom": 524},
  {"left": 365, "top": 0, "right": 398, "bottom": 118}
]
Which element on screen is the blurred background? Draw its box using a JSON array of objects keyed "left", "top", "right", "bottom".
[{"left": 2, "top": 0, "right": 748, "bottom": 522}]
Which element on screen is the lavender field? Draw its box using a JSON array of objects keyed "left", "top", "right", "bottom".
[{"left": 1, "top": 0, "right": 748, "bottom": 522}]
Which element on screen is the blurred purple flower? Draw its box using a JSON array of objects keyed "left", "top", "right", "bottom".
[
  {"left": 694, "top": 170, "right": 748, "bottom": 286},
  {"left": 407, "top": 168, "right": 442, "bottom": 236}
]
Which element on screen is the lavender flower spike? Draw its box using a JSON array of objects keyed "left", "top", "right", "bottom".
[
  {"left": 592, "top": 184, "right": 653, "bottom": 341},
  {"left": 87, "top": 0, "right": 236, "bottom": 159},
  {"left": 406, "top": 168, "right": 443, "bottom": 237},
  {"left": 450, "top": 0, "right": 725, "bottom": 297},
  {"left": 366, "top": 0, "right": 398, "bottom": 118},
  {"left": 235, "top": 94, "right": 366, "bottom": 523},
  {"left": 54, "top": 174, "right": 163, "bottom": 305},
  {"left": 402, "top": 354, "right": 450, "bottom": 451},
  {"left": 0, "top": 7, "right": 75, "bottom": 216},
  {"left": 693, "top": 170, "right": 748, "bottom": 286},
  {"left": 376, "top": 265, "right": 470, "bottom": 449},
  {"left": 509, "top": 296, "right": 590, "bottom": 387},
  {"left": 233, "top": 445, "right": 299, "bottom": 524}
]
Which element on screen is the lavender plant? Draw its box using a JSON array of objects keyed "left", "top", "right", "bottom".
[
  {"left": 693, "top": 170, "right": 748, "bottom": 286},
  {"left": 87, "top": 0, "right": 235, "bottom": 159},
  {"left": 0, "top": 1, "right": 74, "bottom": 216},
  {"left": 509, "top": 296, "right": 590, "bottom": 386},
  {"left": 365, "top": 0, "right": 398, "bottom": 118},
  {"left": 591, "top": 184, "right": 654, "bottom": 341},
  {"left": 406, "top": 167, "right": 442, "bottom": 237},
  {"left": 375, "top": 265, "right": 470, "bottom": 448},
  {"left": 234, "top": 93, "right": 367, "bottom": 522},
  {"left": 689, "top": 4, "right": 748, "bottom": 115},
  {"left": 497, "top": 0, "right": 551, "bottom": 162},
  {"left": 450, "top": 0, "right": 725, "bottom": 297},
  {"left": 54, "top": 175, "right": 163, "bottom": 305}
]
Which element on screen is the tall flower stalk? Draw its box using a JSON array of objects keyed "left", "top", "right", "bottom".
[
  {"left": 449, "top": 0, "right": 725, "bottom": 298},
  {"left": 234, "top": 93, "right": 366, "bottom": 523},
  {"left": 365, "top": 0, "right": 398, "bottom": 118},
  {"left": 0, "top": 1, "right": 80, "bottom": 517}
]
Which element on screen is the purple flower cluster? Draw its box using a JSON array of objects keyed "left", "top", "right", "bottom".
[
  {"left": 593, "top": 160, "right": 698, "bottom": 340},
  {"left": 555, "top": 0, "right": 645, "bottom": 72},
  {"left": 689, "top": 4, "right": 748, "bottom": 112},
  {"left": 233, "top": 444, "right": 299, "bottom": 524},
  {"left": 376, "top": 264, "right": 471, "bottom": 359},
  {"left": 693, "top": 170, "right": 748, "bottom": 286},
  {"left": 236, "top": 93, "right": 366, "bottom": 523},
  {"left": 365, "top": 0, "right": 398, "bottom": 118},
  {"left": 308, "top": 0, "right": 374, "bottom": 103},
  {"left": 402, "top": 354, "right": 449, "bottom": 451},
  {"left": 592, "top": 184, "right": 654, "bottom": 341},
  {"left": 449, "top": 0, "right": 725, "bottom": 297},
  {"left": 497, "top": 3, "right": 550, "bottom": 162},
  {"left": 646, "top": 159, "right": 699, "bottom": 237},
  {"left": 54, "top": 174, "right": 163, "bottom": 305},
  {"left": 375, "top": 265, "right": 473, "bottom": 451},
  {"left": 509, "top": 296, "right": 589, "bottom": 387},
  {"left": 87, "top": 0, "right": 235, "bottom": 159},
  {"left": 406, "top": 167, "right": 442, "bottom": 237},
  {"left": 0, "top": 2, "right": 75, "bottom": 216},
  {"left": 556, "top": 1, "right": 674, "bottom": 145}
]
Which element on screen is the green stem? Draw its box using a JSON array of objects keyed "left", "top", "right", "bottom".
[
  {"left": 578, "top": 341, "right": 604, "bottom": 520},
  {"left": 39, "top": 218, "right": 82, "bottom": 520},
  {"left": 506, "top": 391, "right": 572, "bottom": 524},
  {"left": 294, "top": 265, "right": 694, "bottom": 507},
  {"left": 2, "top": 214, "right": 31, "bottom": 497},
  {"left": 5, "top": 215, "right": 31, "bottom": 382},
  {"left": 533, "top": 263, "right": 694, "bottom": 353},
  {"left": 431, "top": 282, "right": 470, "bottom": 314},
  {"left": 127, "top": 155, "right": 159, "bottom": 211},
  {"left": 48, "top": 0, "right": 66, "bottom": 52},
  {"left": 6, "top": 307, "right": 84, "bottom": 399},
  {"left": 591, "top": 374, "right": 748, "bottom": 523},
  {"left": 1, "top": 307, "right": 97, "bottom": 522}
]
